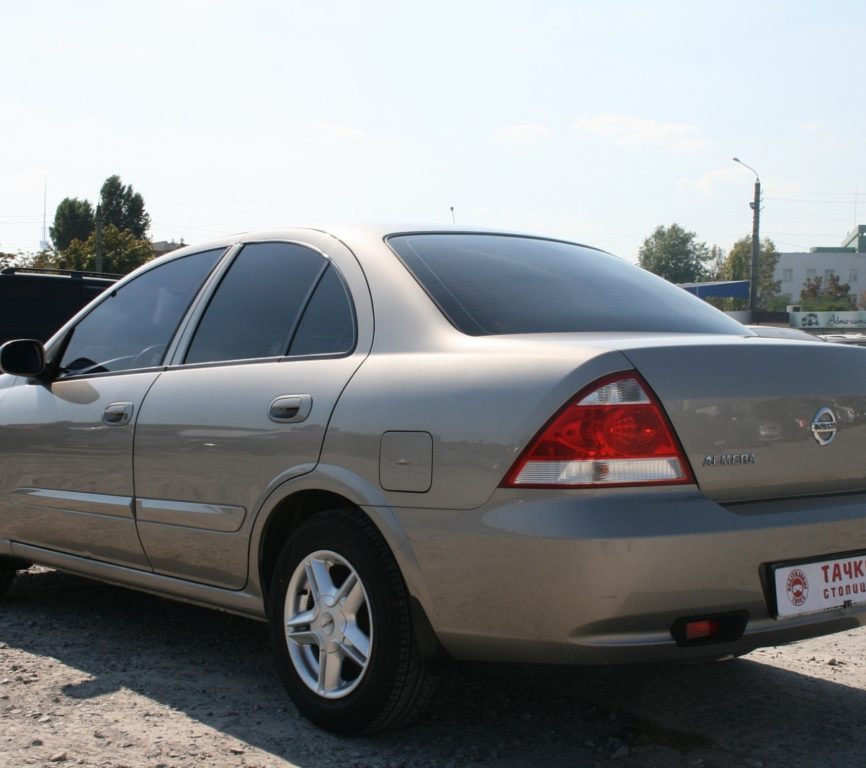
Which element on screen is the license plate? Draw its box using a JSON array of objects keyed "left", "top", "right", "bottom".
[{"left": 774, "top": 553, "right": 866, "bottom": 618}]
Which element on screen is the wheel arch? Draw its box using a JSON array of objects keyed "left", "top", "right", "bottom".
[
  {"left": 252, "top": 471, "right": 447, "bottom": 665},
  {"left": 251, "top": 467, "right": 425, "bottom": 615},
  {"left": 257, "top": 488, "right": 356, "bottom": 605}
]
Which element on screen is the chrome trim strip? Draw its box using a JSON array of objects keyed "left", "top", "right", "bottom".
[
  {"left": 135, "top": 498, "right": 247, "bottom": 532},
  {"left": 0, "top": 538, "right": 12, "bottom": 557},
  {"left": 11, "top": 488, "right": 134, "bottom": 519}
]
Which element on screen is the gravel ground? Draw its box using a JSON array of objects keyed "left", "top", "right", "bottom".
[{"left": 2, "top": 566, "right": 865, "bottom": 768}]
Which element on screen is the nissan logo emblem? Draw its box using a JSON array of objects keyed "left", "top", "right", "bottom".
[{"left": 811, "top": 407, "right": 838, "bottom": 446}]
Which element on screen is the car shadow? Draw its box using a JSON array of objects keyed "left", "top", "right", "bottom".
[{"left": 2, "top": 568, "right": 865, "bottom": 768}]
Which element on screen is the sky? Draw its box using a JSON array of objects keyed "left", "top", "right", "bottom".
[{"left": 2, "top": 0, "right": 865, "bottom": 263}]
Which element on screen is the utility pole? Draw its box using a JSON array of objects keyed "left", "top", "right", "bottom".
[
  {"left": 733, "top": 157, "right": 761, "bottom": 317},
  {"left": 94, "top": 204, "right": 104, "bottom": 273},
  {"left": 40, "top": 179, "right": 48, "bottom": 251},
  {"left": 749, "top": 177, "right": 761, "bottom": 315}
]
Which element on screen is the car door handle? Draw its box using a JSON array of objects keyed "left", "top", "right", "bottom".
[
  {"left": 269, "top": 394, "right": 313, "bottom": 423},
  {"left": 103, "top": 402, "right": 134, "bottom": 427}
]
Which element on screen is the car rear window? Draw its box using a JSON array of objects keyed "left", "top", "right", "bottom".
[{"left": 387, "top": 233, "right": 746, "bottom": 336}]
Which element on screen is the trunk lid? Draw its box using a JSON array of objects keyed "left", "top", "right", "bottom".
[{"left": 622, "top": 338, "right": 866, "bottom": 503}]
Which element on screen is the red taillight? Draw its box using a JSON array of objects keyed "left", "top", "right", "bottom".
[{"left": 502, "top": 371, "right": 693, "bottom": 488}]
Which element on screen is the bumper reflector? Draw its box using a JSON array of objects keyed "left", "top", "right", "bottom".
[
  {"left": 685, "top": 619, "right": 720, "bottom": 641},
  {"left": 671, "top": 611, "right": 749, "bottom": 647}
]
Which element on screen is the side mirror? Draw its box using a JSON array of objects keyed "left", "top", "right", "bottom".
[{"left": 0, "top": 339, "right": 47, "bottom": 378}]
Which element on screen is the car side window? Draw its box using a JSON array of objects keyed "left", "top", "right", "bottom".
[
  {"left": 289, "top": 265, "right": 355, "bottom": 356},
  {"left": 184, "top": 242, "right": 327, "bottom": 364},
  {"left": 59, "top": 249, "right": 223, "bottom": 377}
]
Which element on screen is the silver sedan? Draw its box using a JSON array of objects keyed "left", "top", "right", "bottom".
[{"left": 1, "top": 226, "right": 865, "bottom": 734}]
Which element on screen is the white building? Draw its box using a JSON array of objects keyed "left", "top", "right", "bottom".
[{"left": 774, "top": 225, "right": 866, "bottom": 304}]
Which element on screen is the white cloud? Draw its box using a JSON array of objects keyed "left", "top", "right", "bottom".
[
  {"left": 796, "top": 121, "right": 836, "bottom": 145},
  {"left": 572, "top": 113, "right": 712, "bottom": 152},
  {"left": 493, "top": 123, "right": 551, "bottom": 146},
  {"left": 762, "top": 177, "right": 808, "bottom": 197},
  {"left": 677, "top": 166, "right": 807, "bottom": 197},
  {"left": 306, "top": 122, "right": 366, "bottom": 143},
  {"left": 676, "top": 167, "right": 743, "bottom": 194}
]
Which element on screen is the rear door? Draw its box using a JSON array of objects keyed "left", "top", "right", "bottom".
[{"left": 133, "top": 241, "right": 366, "bottom": 588}]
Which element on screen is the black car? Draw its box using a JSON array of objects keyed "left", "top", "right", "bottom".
[{"left": 0, "top": 267, "right": 118, "bottom": 345}]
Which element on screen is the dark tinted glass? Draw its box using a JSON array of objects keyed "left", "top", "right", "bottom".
[
  {"left": 185, "top": 242, "right": 327, "bottom": 364},
  {"left": 388, "top": 234, "right": 746, "bottom": 336},
  {"left": 289, "top": 265, "right": 355, "bottom": 356},
  {"left": 60, "top": 249, "right": 223, "bottom": 376}
]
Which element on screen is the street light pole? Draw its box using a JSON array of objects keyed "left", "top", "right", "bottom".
[
  {"left": 733, "top": 157, "right": 761, "bottom": 317},
  {"left": 94, "top": 204, "right": 104, "bottom": 274}
]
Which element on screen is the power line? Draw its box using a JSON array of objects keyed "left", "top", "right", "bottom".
[
  {"left": 771, "top": 190, "right": 866, "bottom": 197},
  {"left": 764, "top": 230, "right": 848, "bottom": 237},
  {"left": 151, "top": 222, "right": 232, "bottom": 235},
  {"left": 765, "top": 198, "right": 861, "bottom": 206},
  {"left": 771, "top": 238, "right": 817, "bottom": 250}
]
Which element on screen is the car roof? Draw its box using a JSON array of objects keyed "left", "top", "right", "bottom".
[{"left": 147, "top": 224, "right": 610, "bottom": 270}]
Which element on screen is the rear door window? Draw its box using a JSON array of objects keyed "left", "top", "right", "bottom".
[
  {"left": 289, "top": 265, "right": 355, "bottom": 356},
  {"left": 184, "top": 242, "right": 337, "bottom": 364}
]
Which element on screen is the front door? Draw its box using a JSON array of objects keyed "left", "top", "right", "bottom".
[
  {"left": 0, "top": 372, "right": 160, "bottom": 567},
  {"left": 0, "top": 247, "right": 224, "bottom": 567}
]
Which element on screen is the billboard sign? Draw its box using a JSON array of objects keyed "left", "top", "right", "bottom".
[{"left": 790, "top": 311, "right": 866, "bottom": 330}]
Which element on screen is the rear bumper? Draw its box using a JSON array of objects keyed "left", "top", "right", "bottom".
[{"left": 391, "top": 487, "right": 866, "bottom": 664}]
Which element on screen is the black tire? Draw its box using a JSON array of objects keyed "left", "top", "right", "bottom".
[
  {"left": 268, "top": 508, "right": 434, "bottom": 734},
  {"left": 0, "top": 563, "right": 18, "bottom": 599}
]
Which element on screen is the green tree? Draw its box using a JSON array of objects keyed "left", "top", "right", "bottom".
[
  {"left": 8, "top": 249, "right": 58, "bottom": 269},
  {"left": 764, "top": 293, "right": 793, "bottom": 311},
  {"left": 638, "top": 224, "right": 711, "bottom": 283},
  {"left": 59, "top": 224, "right": 154, "bottom": 274},
  {"left": 701, "top": 245, "right": 729, "bottom": 310},
  {"left": 824, "top": 273, "right": 852, "bottom": 303},
  {"left": 50, "top": 198, "right": 95, "bottom": 251},
  {"left": 706, "top": 244, "right": 726, "bottom": 281},
  {"left": 800, "top": 274, "right": 853, "bottom": 311},
  {"left": 99, "top": 175, "right": 150, "bottom": 239},
  {"left": 801, "top": 276, "right": 822, "bottom": 301},
  {"left": 721, "top": 236, "right": 781, "bottom": 310}
]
